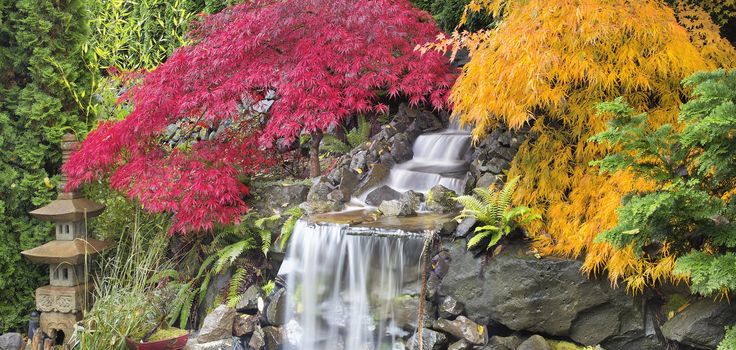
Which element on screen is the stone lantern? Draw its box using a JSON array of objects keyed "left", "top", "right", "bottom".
[{"left": 21, "top": 134, "right": 109, "bottom": 344}]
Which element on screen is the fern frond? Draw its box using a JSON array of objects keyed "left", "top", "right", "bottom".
[
  {"left": 259, "top": 229, "right": 271, "bottom": 256},
  {"left": 499, "top": 176, "right": 520, "bottom": 210},
  {"left": 467, "top": 229, "right": 493, "bottom": 248},
  {"left": 226, "top": 268, "right": 247, "bottom": 307}
]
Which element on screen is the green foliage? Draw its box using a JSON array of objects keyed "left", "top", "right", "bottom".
[
  {"left": 410, "top": 0, "right": 493, "bottom": 32},
  {"left": 455, "top": 176, "right": 540, "bottom": 250},
  {"left": 84, "top": 0, "right": 237, "bottom": 72},
  {"left": 719, "top": 326, "right": 736, "bottom": 350},
  {"left": 0, "top": 0, "right": 91, "bottom": 331},
  {"left": 321, "top": 116, "right": 372, "bottom": 155},
  {"left": 167, "top": 213, "right": 276, "bottom": 327},
  {"left": 277, "top": 206, "right": 303, "bottom": 251},
  {"left": 591, "top": 69, "right": 736, "bottom": 296},
  {"left": 73, "top": 211, "right": 172, "bottom": 349}
]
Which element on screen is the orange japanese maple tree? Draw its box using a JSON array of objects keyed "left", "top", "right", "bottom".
[{"left": 65, "top": 0, "right": 456, "bottom": 233}]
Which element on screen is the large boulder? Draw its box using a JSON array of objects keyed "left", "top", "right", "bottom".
[
  {"left": 378, "top": 199, "right": 415, "bottom": 217},
  {"left": 365, "top": 185, "right": 402, "bottom": 206},
  {"left": 426, "top": 185, "right": 457, "bottom": 213},
  {"left": 0, "top": 333, "right": 22, "bottom": 350},
  {"left": 252, "top": 182, "right": 309, "bottom": 213},
  {"left": 197, "top": 304, "right": 236, "bottom": 343},
  {"left": 439, "top": 241, "right": 662, "bottom": 349},
  {"left": 661, "top": 298, "right": 736, "bottom": 349},
  {"left": 391, "top": 295, "right": 435, "bottom": 330}
]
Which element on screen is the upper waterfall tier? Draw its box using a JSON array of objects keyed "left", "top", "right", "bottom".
[{"left": 366, "top": 123, "right": 473, "bottom": 197}]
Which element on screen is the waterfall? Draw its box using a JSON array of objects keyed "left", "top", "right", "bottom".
[
  {"left": 360, "top": 122, "right": 473, "bottom": 200},
  {"left": 279, "top": 220, "right": 424, "bottom": 350}
]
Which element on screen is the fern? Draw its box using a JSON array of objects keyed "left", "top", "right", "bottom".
[
  {"left": 226, "top": 268, "right": 248, "bottom": 308},
  {"left": 278, "top": 206, "right": 304, "bottom": 251},
  {"left": 321, "top": 115, "right": 372, "bottom": 155},
  {"left": 455, "top": 176, "right": 540, "bottom": 250}
]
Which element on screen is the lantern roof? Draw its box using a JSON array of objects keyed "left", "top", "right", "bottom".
[
  {"left": 29, "top": 192, "right": 105, "bottom": 222},
  {"left": 21, "top": 238, "right": 110, "bottom": 264}
]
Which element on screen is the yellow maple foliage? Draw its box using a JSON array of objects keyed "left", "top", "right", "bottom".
[{"left": 438, "top": 0, "right": 735, "bottom": 292}]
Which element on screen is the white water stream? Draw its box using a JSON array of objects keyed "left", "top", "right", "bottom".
[
  {"left": 362, "top": 122, "right": 472, "bottom": 199},
  {"left": 279, "top": 122, "right": 472, "bottom": 349},
  {"left": 280, "top": 221, "right": 423, "bottom": 350}
]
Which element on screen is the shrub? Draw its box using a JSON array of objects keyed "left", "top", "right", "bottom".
[
  {"left": 591, "top": 70, "right": 736, "bottom": 293},
  {"left": 421, "top": 0, "right": 735, "bottom": 289},
  {"left": 0, "top": 0, "right": 91, "bottom": 331}
]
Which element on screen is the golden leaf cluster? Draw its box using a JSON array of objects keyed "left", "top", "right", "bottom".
[{"left": 441, "top": 0, "right": 735, "bottom": 292}]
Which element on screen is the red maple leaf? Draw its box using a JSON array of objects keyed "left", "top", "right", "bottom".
[{"left": 65, "top": 0, "right": 456, "bottom": 234}]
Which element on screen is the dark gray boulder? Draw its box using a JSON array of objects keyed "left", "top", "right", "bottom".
[
  {"left": 661, "top": 298, "right": 736, "bottom": 349},
  {"left": 439, "top": 241, "right": 662, "bottom": 349},
  {"left": 365, "top": 185, "right": 402, "bottom": 206}
]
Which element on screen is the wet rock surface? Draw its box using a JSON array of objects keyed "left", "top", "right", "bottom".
[
  {"left": 661, "top": 299, "right": 736, "bottom": 349},
  {"left": 198, "top": 304, "right": 236, "bottom": 343},
  {"left": 439, "top": 240, "right": 660, "bottom": 348}
]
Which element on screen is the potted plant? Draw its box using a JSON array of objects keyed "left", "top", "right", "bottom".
[{"left": 125, "top": 326, "right": 189, "bottom": 350}]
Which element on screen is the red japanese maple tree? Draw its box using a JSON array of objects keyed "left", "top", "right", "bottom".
[{"left": 65, "top": 0, "right": 456, "bottom": 234}]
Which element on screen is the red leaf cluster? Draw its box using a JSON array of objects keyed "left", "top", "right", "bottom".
[{"left": 65, "top": 0, "right": 456, "bottom": 234}]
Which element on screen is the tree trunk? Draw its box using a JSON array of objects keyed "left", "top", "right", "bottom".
[{"left": 309, "top": 130, "right": 323, "bottom": 178}]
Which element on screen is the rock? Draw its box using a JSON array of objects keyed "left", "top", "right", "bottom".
[
  {"left": 426, "top": 185, "right": 457, "bottom": 213},
  {"left": 350, "top": 150, "right": 367, "bottom": 172},
  {"left": 355, "top": 163, "right": 390, "bottom": 194},
  {"left": 426, "top": 272, "right": 441, "bottom": 300},
  {"left": 262, "top": 326, "right": 283, "bottom": 350},
  {"left": 439, "top": 241, "right": 659, "bottom": 349},
  {"left": 233, "top": 314, "right": 259, "bottom": 337},
  {"left": 338, "top": 169, "right": 358, "bottom": 198},
  {"left": 249, "top": 325, "right": 265, "bottom": 349},
  {"left": 198, "top": 304, "right": 236, "bottom": 343},
  {"left": 306, "top": 177, "right": 334, "bottom": 202},
  {"left": 517, "top": 335, "right": 551, "bottom": 350},
  {"left": 253, "top": 183, "right": 309, "bottom": 213},
  {"left": 400, "top": 190, "right": 424, "bottom": 211},
  {"left": 391, "top": 295, "right": 435, "bottom": 330},
  {"left": 476, "top": 173, "right": 497, "bottom": 189},
  {"left": 184, "top": 337, "right": 235, "bottom": 350},
  {"left": 235, "top": 285, "right": 262, "bottom": 313},
  {"left": 298, "top": 200, "right": 340, "bottom": 215},
  {"left": 454, "top": 217, "right": 477, "bottom": 238},
  {"left": 439, "top": 296, "right": 464, "bottom": 318},
  {"left": 407, "top": 328, "right": 448, "bottom": 350},
  {"left": 365, "top": 185, "right": 402, "bottom": 206},
  {"left": 0, "top": 333, "right": 22, "bottom": 350},
  {"left": 390, "top": 134, "right": 413, "bottom": 162},
  {"left": 487, "top": 335, "right": 523, "bottom": 350},
  {"left": 265, "top": 288, "right": 286, "bottom": 326},
  {"left": 379, "top": 199, "right": 415, "bottom": 217},
  {"left": 661, "top": 298, "right": 736, "bottom": 349},
  {"left": 433, "top": 316, "right": 487, "bottom": 345},
  {"left": 327, "top": 189, "right": 347, "bottom": 203},
  {"left": 448, "top": 339, "right": 472, "bottom": 350},
  {"left": 440, "top": 219, "right": 459, "bottom": 236}
]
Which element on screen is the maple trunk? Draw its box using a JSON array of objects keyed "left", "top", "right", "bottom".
[{"left": 309, "top": 130, "right": 323, "bottom": 178}]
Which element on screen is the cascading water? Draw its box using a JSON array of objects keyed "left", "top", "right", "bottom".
[
  {"left": 363, "top": 122, "right": 473, "bottom": 199},
  {"left": 279, "top": 221, "right": 423, "bottom": 350},
  {"left": 278, "top": 122, "right": 472, "bottom": 349}
]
